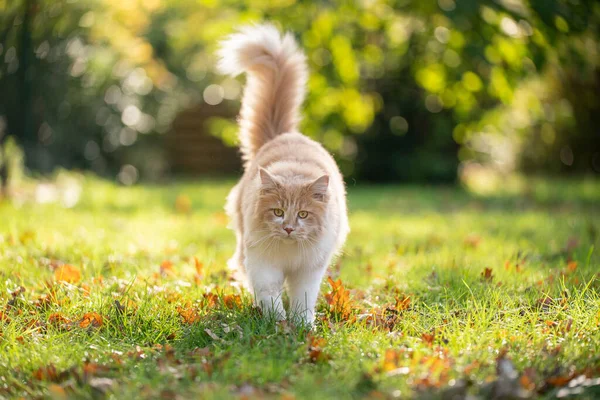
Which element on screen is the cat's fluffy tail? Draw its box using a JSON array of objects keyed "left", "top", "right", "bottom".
[{"left": 217, "top": 24, "right": 307, "bottom": 165}]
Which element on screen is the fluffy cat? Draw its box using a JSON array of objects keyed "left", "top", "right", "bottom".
[{"left": 218, "top": 24, "right": 349, "bottom": 324}]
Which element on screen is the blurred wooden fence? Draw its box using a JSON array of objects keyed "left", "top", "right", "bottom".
[{"left": 166, "top": 104, "right": 241, "bottom": 175}]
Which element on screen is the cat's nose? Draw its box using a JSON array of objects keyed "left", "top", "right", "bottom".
[{"left": 284, "top": 226, "right": 294, "bottom": 235}]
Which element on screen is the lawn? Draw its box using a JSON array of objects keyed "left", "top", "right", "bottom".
[{"left": 1, "top": 176, "right": 599, "bottom": 399}]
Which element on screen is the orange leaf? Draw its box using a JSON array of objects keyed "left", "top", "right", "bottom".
[
  {"left": 54, "top": 264, "right": 81, "bottom": 283},
  {"left": 203, "top": 292, "right": 219, "bottom": 308},
  {"left": 307, "top": 334, "right": 329, "bottom": 363},
  {"left": 160, "top": 260, "right": 174, "bottom": 276},
  {"left": 0, "top": 311, "right": 11, "bottom": 323},
  {"left": 463, "top": 360, "right": 480, "bottom": 375},
  {"left": 79, "top": 312, "right": 103, "bottom": 328},
  {"left": 33, "top": 364, "right": 59, "bottom": 382},
  {"left": 520, "top": 374, "right": 535, "bottom": 391},
  {"left": 395, "top": 295, "right": 411, "bottom": 311},
  {"left": 481, "top": 267, "right": 494, "bottom": 281},
  {"left": 193, "top": 257, "right": 203, "bottom": 285},
  {"left": 81, "top": 283, "right": 91, "bottom": 296},
  {"left": 567, "top": 261, "right": 578, "bottom": 272},
  {"left": 177, "top": 304, "right": 200, "bottom": 324},
  {"left": 382, "top": 349, "right": 401, "bottom": 372},
  {"left": 194, "top": 257, "right": 203, "bottom": 276},
  {"left": 324, "top": 277, "right": 355, "bottom": 321},
  {"left": 421, "top": 332, "right": 435, "bottom": 346},
  {"left": 547, "top": 374, "right": 573, "bottom": 387},
  {"left": 223, "top": 294, "right": 242, "bottom": 309},
  {"left": 48, "top": 313, "right": 70, "bottom": 326}
]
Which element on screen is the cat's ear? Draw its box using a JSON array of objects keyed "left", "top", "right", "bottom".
[
  {"left": 308, "top": 175, "right": 329, "bottom": 201},
  {"left": 259, "top": 167, "right": 278, "bottom": 190}
]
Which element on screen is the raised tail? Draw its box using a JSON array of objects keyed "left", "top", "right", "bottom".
[{"left": 217, "top": 23, "right": 308, "bottom": 166}]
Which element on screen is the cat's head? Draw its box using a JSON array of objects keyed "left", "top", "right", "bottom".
[{"left": 256, "top": 168, "right": 329, "bottom": 242}]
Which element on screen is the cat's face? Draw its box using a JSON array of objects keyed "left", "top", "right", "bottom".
[{"left": 256, "top": 168, "right": 328, "bottom": 243}]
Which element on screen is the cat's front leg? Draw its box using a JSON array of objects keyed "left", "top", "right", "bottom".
[
  {"left": 287, "top": 267, "right": 327, "bottom": 326},
  {"left": 245, "top": 252, "right": 286, "bottom": 320}
]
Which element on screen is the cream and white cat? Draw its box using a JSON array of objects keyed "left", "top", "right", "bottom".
[{"left": 218, "top": 24, "right": 349, "bottom": 324}]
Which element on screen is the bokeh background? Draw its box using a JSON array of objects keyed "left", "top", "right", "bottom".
[{"left": 0, "top": 0, "right": 599, "bottom": 190}]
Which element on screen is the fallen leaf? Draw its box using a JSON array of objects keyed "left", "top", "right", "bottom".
[
  {"left": 307, "top": 334, "right": 329, "bottom": 363},
  {"left": 0, "top": 311, "right": 11, "bottom": 323},
  {"left": 203, "top": 293, "right": 219, "bottom": 308},
  {"left": 48, "top": 313, "right": 70, "bottom": 328},
  {"left": 33, "top": 364, "right": 60, "bottom": 382},
  {"left": 382, "top": 349, "right": 402, "bottom": 372},
  {"left": 421, "top": 332, "right": 435, "bottom": 346},
  {"left": 481, "top": 267, "right": 494, "bottom": 281},
  {"left": 160, "top": 260, "right": 175, "bottom": 277},
  {"left": 324, "top": 277, "right": 355, "bottom": 321},
  {"left": 79, "top": 312, "right": 103, "bottom": 328},
  {"left": 395, "top": 295, "right": 411, "bottom": 311},
  {"left": 223, "top": 294, "right": 242, "bottom": 309},
  {"left": 177, "top": 304, "right": 200, "bottom": 325},
  {"left": 11, "top": 286, "right": 26, "bottom": 297},
  {"left": 204, "top": 328, "right": 221, "bottom": 341},
  {"left": 80, "top": 283, "right": 91, "bottom": 296},
  {"left": 193, "top": 257, "right": 203, "bottom": 285},
  {"left": 54, "top": 264, "right": 81, "bottom": 283},
  {"left": 519, "top": 369, "right": 536, "bottom": 391},
  {"left": 547, "top": 375, "right": 573, "bottom": 387},
  {"left": 567, "top": 261, "right": 578, "bottom": 273}
]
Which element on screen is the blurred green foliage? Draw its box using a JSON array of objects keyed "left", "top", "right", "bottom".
[{"left": 0, "top": 0, "right": 599, "bottom": 182}]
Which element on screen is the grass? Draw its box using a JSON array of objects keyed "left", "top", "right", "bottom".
[{"left": 0, "top": 175, "right": 599, "bottom": 399}]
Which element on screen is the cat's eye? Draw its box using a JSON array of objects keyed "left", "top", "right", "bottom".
[
  {"left": 298, "top": 210, "right": 308, "bottom": 219},
  {"left": 273, "top": 208, "right": 284, "bottom": 217}
]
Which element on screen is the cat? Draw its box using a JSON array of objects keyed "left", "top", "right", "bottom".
[{"left": 218, "top": 23, "right": 349, "bottom": 325}]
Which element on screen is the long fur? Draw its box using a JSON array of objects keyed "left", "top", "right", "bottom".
[
  {"left": 217, "top": 24, "right": 308, "bottom": 166},
  {"left": 219, "top": 24, "right": 349, "bottom": 325}
]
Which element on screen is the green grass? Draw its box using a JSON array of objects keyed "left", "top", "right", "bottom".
[{"left": 1, "top": 175, "right": 599, "bottom": 399}]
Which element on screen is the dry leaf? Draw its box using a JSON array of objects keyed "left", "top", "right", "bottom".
[
  {"left": 481, "top": 267, "right": 494, "bottom": 281},
  {"left": 160, "top": 260, "right": 175, "bottom": 277},
  {"left": 203, "top": 293, "right": 219, "bottom": 308},
  {"left": 395, "top": 295, "right": 411, "bottom": 311},
  {"left": 0, "top": 311, "right": 11, "bottom": 323},
  {"left": 54, "top": 264, "right": 81, "bottom": 283},
  {"left": 177, "top": 304, "right": 200, "bottom": 325},
  {"left": 33, "top": 364, "right": 60, "bottom": 382},
  {"left": 48, "top": 313, "right": 70, "bottom": 328},
  {"left": 421, "top": 332, "right": 435, "bottom": 346},
  {"left": 307, "top": 334, "right": 329, "bottom": 363},
  {"left": 193, "top": 257, "right": 203, "bottom": 285},
  {"left": 79, "top": 312, "right": 103, "bottom": 328},
  {"left": 204, "top": 328, "right": 221, "bottom": 341},
  {"left": 324, "top": 277, "right": 355, "bottom": 321},
  {"left": 223, "top": 294, "right": 242, "bottom": 309},
  {"left": 382, "top": 349, "right": 402, "bottom": 372}
]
